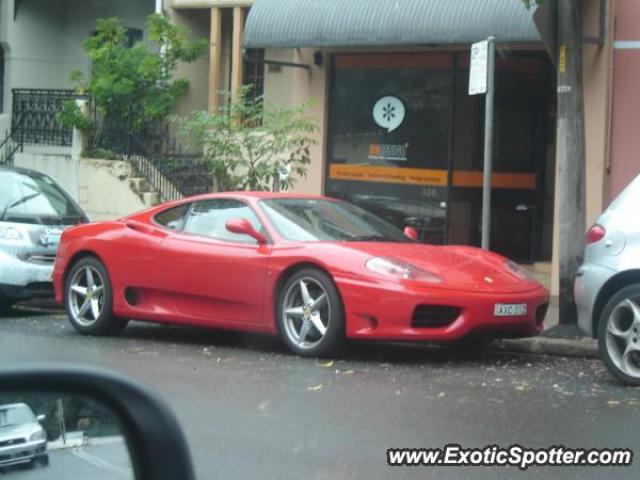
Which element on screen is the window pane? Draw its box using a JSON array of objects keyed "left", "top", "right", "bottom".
[
  {"left": 183, "top": 199, "right": 262, "bottom": 244},
  {"left": 154, "top": 204, "right": 190, "bottom": 230}
]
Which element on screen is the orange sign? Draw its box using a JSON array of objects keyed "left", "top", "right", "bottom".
[{"left": 329, "top": 164, "right": 536, "bottom": 190}]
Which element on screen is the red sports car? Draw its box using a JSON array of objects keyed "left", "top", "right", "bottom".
[{"left": 53, "top": 193, "right": 549, "bottom": 357}]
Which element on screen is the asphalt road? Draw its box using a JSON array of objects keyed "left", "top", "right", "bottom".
[
  {"left": 0, "top": 439, "right": 132, "bottom": 479},
  {"left": 1, "top": 308, "right": 639, "bottom": 480}
]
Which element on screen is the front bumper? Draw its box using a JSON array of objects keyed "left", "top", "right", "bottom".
[
  {"left": 0, "top": 439, "right": 47, "bottom": 467},
  {"left": 0, "top": 249, "right": 55, "bottom": 301},
  {"left": 337, "top": 276, "right": 550, "bottom": 341},
  {"left": 574, "top": 262, "right": 617, "bottom": 337}
]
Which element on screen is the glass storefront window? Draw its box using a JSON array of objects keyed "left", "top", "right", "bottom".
[{"left": 326, "top": 53, "right": 453, "bottom": 244}]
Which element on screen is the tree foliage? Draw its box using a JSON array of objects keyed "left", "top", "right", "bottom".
[
  {"left": 60, "top": 14, "right": 206, "bottom": 130},
  {"left": 175, "top": 88, "right": 318, "bottom": 192}
]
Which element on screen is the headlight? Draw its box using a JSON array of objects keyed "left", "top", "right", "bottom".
[
  {"left": 505, "top": 260, "right": 538, "bottom": 283},
  {"left": 0, "top": 225, "right": 24, "bottom": 241},
  {"left": 365, "top": 257, "right": 442, "bottom": 283},
  {"left": 29, "top": 430, "right": 46, "bottom": 441}
]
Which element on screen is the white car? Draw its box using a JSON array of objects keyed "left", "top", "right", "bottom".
[
  {"left": 575, "top": 174, "right": 640, "bottom": 385},
  {"left": 0, "top": 403, "right": 48, "bottom": 468}
]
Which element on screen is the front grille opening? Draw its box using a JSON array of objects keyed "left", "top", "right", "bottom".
[
  {"left": 536, "top": 303, "right": 549, "bottom": 326},
  {"left": 412, "top": 305, "right": 461, "bottom": 328}
]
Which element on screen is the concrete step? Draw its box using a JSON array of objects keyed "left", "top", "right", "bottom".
[
  {"left": 141, "top": 191, "right": 160, "bottom": 206},
  {"left": 128, "top": 177, "right": 150, "bottom": 193}
]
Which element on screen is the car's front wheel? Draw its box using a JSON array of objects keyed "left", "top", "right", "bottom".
[
  {"left": 65, "top": 256, "right": 128, "bottom": 336},
  {"left": 598, "top": 284, "right": 640, "bottom": 386},
  {"left": 277, "top": 268, "right": 345, "bottom": 357}
]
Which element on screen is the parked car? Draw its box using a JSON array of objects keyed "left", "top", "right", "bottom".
[
  {"left": 52, "top": 192, "right": 549, "bottom": 357},
  {"left": 575, "top": 174, "right": 640, "bottom": 385},
  {"left": 0, "top": 167, "right": 88, "bottom": 312},
  {"left": 0, "top": 403, "right": 48, "bottom": 468}
]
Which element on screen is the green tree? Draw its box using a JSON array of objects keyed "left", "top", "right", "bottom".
[
  {"left": 60, "top": 14, "right": 206, "bottom": 133},
  {"left": 175, "top": 88, "right": 318, "bottom": 192}
]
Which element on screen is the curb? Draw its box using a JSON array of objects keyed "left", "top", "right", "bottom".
[{"left": 494, "top": 337, "right": 599, "bottom": 359}]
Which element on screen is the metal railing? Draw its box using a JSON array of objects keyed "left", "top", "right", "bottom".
[
  {"left": 0, "top": 130, "right": 24, "bottom": 167},
  {"left": 92, "top": 115, "right": 211, "bottom": 202},
  {"left": 11, "top": 89, "right": 89, "bottom": 146}
]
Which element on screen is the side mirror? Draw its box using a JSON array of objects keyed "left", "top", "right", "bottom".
[
  {"left": 225, "top": 218, "right": 267, "bottom": 244},
  {"left": 403, "top": 226, "right": 419, "bottom": 241},
  {"left": 0, "top": 365, "right": 194, "bottom": 480},
  {"left": 36, "top": 413, "right": 46, "bottom": 422}
]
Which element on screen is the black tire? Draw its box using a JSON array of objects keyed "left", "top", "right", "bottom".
[
  {"left": 65, "top": 256, "right": 128, "bottom": 336},
  {"left": 277, "top": 268, "right": 345, "bottom": 357},
  {"left": 36, "top": 454, "right": 49, "bottom": 467},
  {"left": 597, "top": 284, "right": 640, "bottom": 386}
]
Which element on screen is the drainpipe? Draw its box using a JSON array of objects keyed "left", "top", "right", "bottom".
[{"left": 155, "top": 0, "right": 163, "bottom": 15}]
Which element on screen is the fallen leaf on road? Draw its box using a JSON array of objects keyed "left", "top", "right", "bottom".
[
  {"left": 317, "top": 360, "right": 334, "bottom": 368},
  {"left": 339, "top": 369, "right": 355, "bottom": 375},
  {"left": 607, "top": 400, "right": 620, "bottom": 406},
  {"left": 437, "top": 392, "right": 446, "bottom": 398},
  {"left": 307, "top": 384, "right": 323, "bottom": 391}
]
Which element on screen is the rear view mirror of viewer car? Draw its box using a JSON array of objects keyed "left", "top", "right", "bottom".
[
  {"left": 225, "top": 217, "right": 267, "bottom": 244},
  {"left": 0, "top": 365, "right": 194, "bottom": 480}
]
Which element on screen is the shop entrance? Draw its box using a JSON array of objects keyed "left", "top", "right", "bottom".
[{"left": 325, "top": 51, "right": 556, "bottom": 263}]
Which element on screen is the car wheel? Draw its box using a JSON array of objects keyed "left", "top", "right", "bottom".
[
  {"left": 65, "top": 257, "right": 128, "bottom": 336},
  {"left": 35, "top": 454, "right": 49, "bottom": 467},
  {"left": 278, "top": 268, "right": 345, "bottom": 357},
  {"left": 597, "top": 284, "right": 640, "bottom": 386}
]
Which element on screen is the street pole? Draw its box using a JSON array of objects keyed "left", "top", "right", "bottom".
[{"left": 481, "top": 36, "right": 495, "bottom": 250}]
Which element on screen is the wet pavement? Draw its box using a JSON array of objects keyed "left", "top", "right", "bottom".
[{"left": 1, "top": 308, "right": 638, "bottom": 480}]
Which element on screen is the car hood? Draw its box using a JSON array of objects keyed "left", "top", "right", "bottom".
[
  {"left": 340, "top": 242, "right": 543, "bottom": 293},
  {"left": 0, "top": 423, "right": 37, "bottom": 441}
]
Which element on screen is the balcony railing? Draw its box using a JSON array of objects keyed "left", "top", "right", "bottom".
[{"left": 11, "top": 89, "right": 89, "bottom": 146}]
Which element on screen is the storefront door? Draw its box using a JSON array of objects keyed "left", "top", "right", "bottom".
[{"left": 325, "top": 51, "right": 555, "bottom": 263}]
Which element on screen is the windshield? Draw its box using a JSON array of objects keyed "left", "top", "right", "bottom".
[
  {"left": 259, "top": 198, "right": 412, "bottom": 242},
  {"left": 0, "top": 405, "right": 35, "bottom": 427},
  {"left": 0, "top": 170, "right": 85, "bottom": 225}
]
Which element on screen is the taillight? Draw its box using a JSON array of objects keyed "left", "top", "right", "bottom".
[{"left": 585, "top": 224, "right": 606, "bottom": 245}]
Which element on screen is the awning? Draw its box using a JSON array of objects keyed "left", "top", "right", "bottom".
[{"left": 244, "top": 0, "right": 540, "bottom": 49}]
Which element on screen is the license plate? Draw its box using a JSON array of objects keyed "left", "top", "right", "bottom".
[{"left": 494, "top": 303, "right": 527, "bottom": 317}]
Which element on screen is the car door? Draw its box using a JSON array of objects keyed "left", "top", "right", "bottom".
[{"left": 159, "top": 198, "right": 271, "bottom": 326}]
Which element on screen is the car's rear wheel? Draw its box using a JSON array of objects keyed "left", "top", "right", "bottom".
[
  {"left": 277, "top": 268, "right": 344, "bottom": 357},
  {"left": 597, "top": 284, "right": 640, "bottom": 386},
  {"left": 65, "top": 257, "right": 128, "bottom": 336}
]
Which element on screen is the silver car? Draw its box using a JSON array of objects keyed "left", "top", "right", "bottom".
[
  {"left": 575, "top": 173, "right": 640, "bottom": 385},
  {"left": 0, "top": 403, "right": 48, "bottom": 468},
  {"left": 0, "top": 167, "right": 87, "bottom": 312}
]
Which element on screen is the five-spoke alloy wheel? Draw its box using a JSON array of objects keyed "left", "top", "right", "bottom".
[
  {"left": 278, "top": 268, "right": 344, "bottom": 357},
  {"left": 65, "top": 256, "right": 127, "bottom": 336},
  {"left": 598, "top": 284, "right": 640, "bottom": 386}
]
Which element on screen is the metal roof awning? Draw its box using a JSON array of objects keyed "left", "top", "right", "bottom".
[{"left": 244, "top": 0, "right": 541, "bottom": 49}]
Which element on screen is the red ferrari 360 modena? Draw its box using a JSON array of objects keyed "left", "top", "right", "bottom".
[{"left": 53, "top": 192, "right": 549, "bottom": 357}]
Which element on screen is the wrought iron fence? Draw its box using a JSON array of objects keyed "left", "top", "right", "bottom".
[
  {"left": 0, "top": 130, "right": 23, "bottom": 167},
  {"left": 11, "top": 89, "right": 89, "bottom": 146},
  {"left": 91, "top": 114, "right": 211, "bottom": 202}
]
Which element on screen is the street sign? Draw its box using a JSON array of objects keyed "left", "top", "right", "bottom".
[{"left": 469, "top": 40, "right": 489, "bottom": 95}]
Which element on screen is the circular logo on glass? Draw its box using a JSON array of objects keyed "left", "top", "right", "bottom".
[{"left": 372, "top": 95, "right": 405, "bottom": 133}]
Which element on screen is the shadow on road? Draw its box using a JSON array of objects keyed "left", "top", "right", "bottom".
[{"left": 118, "top": 321, "right": 541, "bottom": 367}]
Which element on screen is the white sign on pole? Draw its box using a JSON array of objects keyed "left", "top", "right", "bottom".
[{"left": 469, "top": 40, "right": 489, "bottom": 95}]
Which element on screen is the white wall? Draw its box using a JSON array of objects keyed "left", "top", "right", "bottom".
[{"left": 14, "top": 153, "right": 150, "bottom": 222}]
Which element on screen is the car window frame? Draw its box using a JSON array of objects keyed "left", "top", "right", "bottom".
[
  {"left": 178, "top": 198, "right": 272, "bottom": 246},
  {"left": 152, "top": 202, "right": 192, "bottom": 232}
]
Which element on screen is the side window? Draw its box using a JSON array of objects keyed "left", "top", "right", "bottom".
[
  {"left": 154, "top": 204, "right": 190, "bottom": 231},
  {"left": 183, "top": 199, "right": 263, "bottom": 244}
]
